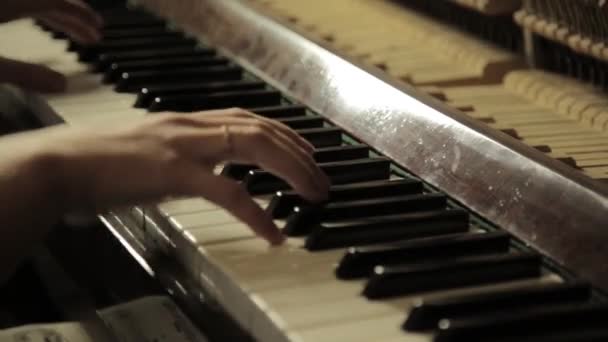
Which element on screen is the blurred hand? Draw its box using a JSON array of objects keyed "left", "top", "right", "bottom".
[
  {"left": 0, "top": 56, "right": 66, "bottom": 93},
  {"left": 1, "top": 0, "right": 103, "bottom": 44},
  {"left": 1, "top": 108, "right": 330, "bottom": 244}
]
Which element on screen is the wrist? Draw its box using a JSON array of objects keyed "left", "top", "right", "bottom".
[{"left": 23, "top": 143, "right": 70, "bottom": 215}]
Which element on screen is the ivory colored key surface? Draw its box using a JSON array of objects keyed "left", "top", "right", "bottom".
[
  {"left": 0, "top": 19, "right": 147, "bottom": 126},
  {"left": 150, "top": 192, "right": 566, "bottom": 342}
]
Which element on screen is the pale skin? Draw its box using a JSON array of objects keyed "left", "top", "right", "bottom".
[
  {"left": 1, "top": 0, "right": 103, "bottom": 92},
  {"left": 0, "top": 108, "right": 331, "bottom": 282}
]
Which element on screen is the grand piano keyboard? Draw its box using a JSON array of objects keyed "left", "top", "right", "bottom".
[{"left": 1, "top": 1, "right": 607, "bottom": 341}]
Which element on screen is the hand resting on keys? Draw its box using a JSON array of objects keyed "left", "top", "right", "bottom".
[
  {"left": 0, "top": 0, "right": 103, "bottom": 93},
  {"left": 1, "top": 0, "right": 103, "bottom": 44},
  {"left": 0, "top": 57, "right": 69, "bottom": 93},
  {"left": 0, "top": 108, "right": 330, "bottom": 281}
]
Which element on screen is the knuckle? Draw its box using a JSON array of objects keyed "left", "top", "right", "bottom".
[{"left": 227, "top": 107, "right": 249, "bottom": 116}]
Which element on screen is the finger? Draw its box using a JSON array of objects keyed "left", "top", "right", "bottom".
[
  {"left": 151, "top": 113, "right": 329, "bottom": 201},
  {"left": 188, "top": 115, "right": 314, "bottom": 158},
  {"left": 174, "top": 169, "right": 285, "bottom": 245},
  {"left": 0, "top": 57, "right": 66, "bottom": 93},
  {"left": 37, "top": 11, "right": 100, "bottom": 44},
  {"left": 230, "top": 124, "right": 329, "bottom": 202},
  {"left": 192, "top": 114, "right": 330, "bottom": 190},
  {"left": 172, "top": 123, "right": 329, "bottom": 197},
  {"left": 48, "top": 0, "right": 103, "bottom": 28},
  {"left": 203, "top": 109, "right": 316, "bottom": 154}
]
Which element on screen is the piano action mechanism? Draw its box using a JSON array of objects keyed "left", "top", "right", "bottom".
[{"left": 2, "top": 0, "right": 607, "bottom": 340}]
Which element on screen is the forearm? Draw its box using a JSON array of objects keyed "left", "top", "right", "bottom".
[{"left": 0, "top": 134, "right": 64, "bottom": 282}]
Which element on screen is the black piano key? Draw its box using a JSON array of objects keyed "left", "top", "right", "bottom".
[
  {"left": 104, "top": 56, "right": 229, "bottom": 83},
  {"left": 404, "top": 281, "right": 591, "bottom": 331},
  {"left": 135, "top": 80, "right": 265, "bottom": 108},
  {"left": 116, "top": 66, "right": 243, "bottom": 93},
  {"left": 296, "top": 127, "right": 343, "bottom": 148},
  {"left": 336, "top": 231, "right": 510, "bottom": 279},
  {"left": 284, "top": 193, "right": 447, "bottom": 236},
  {"left": 434, "top": 303, "right": 608, "bottom": 342},
  {"left": 244, "top": 157, "right": 391, "bottom": 195},
  {"left": 78, "top": 37, "right": 198, "bottom": 62},
  {"left": 311, "top": 144, "right": 371, "bottom": 163},
  {"left": 305, "top": 209, "right": 470, "bottom": 251},
  {"left": 268, "top": 177, "right": 420, "bottom": 218},
  {"left": 222, "top": 145, "right": 370, "bottom": 181},
  {"left": 496, "top": 329, "right": 608, "bottom": 342},
  {"left": 101, "top": 26, "right": 175, "bottom": 40},
  {"left": 95, "top": 47, "right": 216, "bottom": 71},
  {"left": 276, "top": 116, "right": 325, "bottom": 129},
  {"left": 248, "top": 105, "right": 308, "bottom": 118},
  {"left": 69, "top": 32, "right": 185, "bottom": 52},
  {"left": 149, "top": 89, "right": 282, "bottom": 112},
  {"left": 99, "top": 13, "right": 165, "bottom": 29},
  {"left": 362, "top": 253, "right": 541, "bottom": 299}
]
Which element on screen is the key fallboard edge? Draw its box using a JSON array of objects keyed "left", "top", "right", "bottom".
[{"left": 129, "top": 0, "right": 608, "bottom": 291}]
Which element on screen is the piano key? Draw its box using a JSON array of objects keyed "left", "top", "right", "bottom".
[
  {"left": 249, "top": 105, "right": 308, "bottom": 118},
  {"left": 104, "top": 56, "right": 229, "bottom": 83},
  {"left": 115, "top": 65, "right": 243, "bottom": 92},
  {"left": 310, "top": 144, "right": 371, "bottom": 163},
  {"left": 336, "top": 231, "right": 511, "bottom": 279},
  {"left": 101, "top": 26, "right": 177, "bottom": 40},
  {"left": 95, "top": 47, "right": 216, "bottom": 71},
  {"left": 284, "top": 193, "right": 448, "bottom": 236},
  {"left": 244, "top": 157, "right": 391, "bottom": 194},
  {"left": 269, "top": 177, "right": 421, "bottom": 218},
  {"left": 305, "top": 209, "right": 470, "bottom": 250},
  {"left": 434, "top": 303, "right": 608, "bottom": 342},
  {"left": 157, "top": 198, "right": 220, "bottom": 217},
  {"left": 222, "top": 145, "right": 370, "bottom": 181},
  {"left": 78, "top": 36, "right": 198, "bottom": 61},
  {"left": 294, "top": 127, "right": 344, "bottom": 147},
  {"left": 363, "top": 253, "right": 541, "bottom": 299},
  {"left": 69, "top": 32, "right": 185, "bottom": 52},
  {"left": 148, "top": 89, "right": 283, "bottom": 112},
  {"left": 134, "top": 80, "right": 266, "bottom": 108},
  {"left": 404, "top": 281, "right": 591, "bottom": 331},
  {"left": 496, "top": 329, "right": 608, "bottom": 342},
  {"left": 276, "top": 116, "right": 325, "bottom": 129},
  {"left": 98, "top": 14, "right": 165, "bottom": 29}
]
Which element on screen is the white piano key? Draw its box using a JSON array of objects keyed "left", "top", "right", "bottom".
[
  {"left": 0, "top": 19, "right": 147, "bottom": 126},
  {"left": 290, "top": 313, "right": 425, "bottom": 342},
  {"left": 183, "top": 222, "right": 256, "bottom": 245},
  {"left": 169, "top": 210, "right": 238, "bottom": 230},
  {"left": 157, "top": 198, "right": 219, "bottom": 217}
]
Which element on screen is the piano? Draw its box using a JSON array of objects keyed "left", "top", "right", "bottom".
[{"left": 0, "top": 0, "right": 607, "bottom": 340}]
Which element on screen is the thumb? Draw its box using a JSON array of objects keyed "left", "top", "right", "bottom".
[{"left": 0, "top": 57, "right": 66, "bottom": 93}]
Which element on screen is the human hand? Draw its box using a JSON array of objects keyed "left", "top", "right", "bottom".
[
  {"left": 0, "top": 56, "right": 66, "bottom": 93},
  {"left": 1, "top": 0, "right": 103, "bottom": 44},
  {"left": 5, "top": 109, "right": 330, "bottom": 244}
]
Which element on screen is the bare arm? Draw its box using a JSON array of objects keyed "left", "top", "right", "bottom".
[{"left": 0, "top": 109, "right": 330, "bottom": 282}]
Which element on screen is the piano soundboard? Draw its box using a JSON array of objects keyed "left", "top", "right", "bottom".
[{"left": 1, "top": 0, "right": 607, "bottom": 341}]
